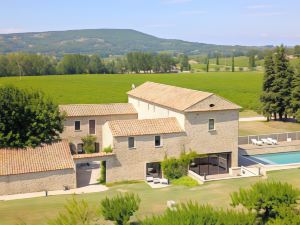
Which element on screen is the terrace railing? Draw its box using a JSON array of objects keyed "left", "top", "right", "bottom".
[{"left": 238, "top": 131, "right": 300, "bottom": 145}]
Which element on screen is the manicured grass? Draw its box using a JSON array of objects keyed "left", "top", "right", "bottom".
[
  {"left": 0, "top": 72, "right": 263, "bottom": 110},
  {"left": 1, "top": 169, "right": 300, "bottom": 225},
  {"left": 239, "top": 121, "right": 300, "bottom": 136},
  {"left": 239, "top": 110, "right": 262, "bottom": 118},
  {"left": 171, "top": 176, "right": 199, "bottom": 187}
]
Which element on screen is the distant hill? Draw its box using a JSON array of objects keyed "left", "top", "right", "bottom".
[{"left": 0, "top": 29, "right": 270, "bottom": 57}]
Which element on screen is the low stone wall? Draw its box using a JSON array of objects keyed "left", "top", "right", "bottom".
[{"left": 0, "top": 169, "right": 76, "bottom": 196}]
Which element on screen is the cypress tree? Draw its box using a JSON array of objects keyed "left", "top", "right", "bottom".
[
  {"left": 291, "top": 70, "right": 300, "bottom": 121},
  {"left": 216, "top": 55, "right": 219, "bottom": 65},
  {"left": 261, "top": 53, "right": 277, "bottom": 120},
  {"left": 231, "top": 56, "right": 235, "bottom": 72},
  {"left": 206, "top": 57, "right": 209, "bottom": 72},
  {"left": 273, "top": 45, "right": 294, "bottom": 120}
]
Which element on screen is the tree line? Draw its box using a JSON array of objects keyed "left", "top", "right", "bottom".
[
  {"left": 261, "top": 45, "right": 300, "bottom": 121},
  {"left": 0, "top": 52, "right": 190, "bottom": 77}
]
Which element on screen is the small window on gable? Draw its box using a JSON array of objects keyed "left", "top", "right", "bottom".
[
  {"left": 128, "top": 137, "right": 135, "bottom": 149},
  {"left": 209, "top": 104, "right": 215, "bottom": 108},
  {"left": 155, "top": 136, "right": 162, "bottom": 147},
  {"left": 208, "top": 119, "right": 215, "bottom": 131},
  {"left": 75, "top": 121, "right": 81, "bottom": 131}
]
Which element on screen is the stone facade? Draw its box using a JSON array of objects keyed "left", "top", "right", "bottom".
[
  {"left": 61, "top": 114, "right": 138, "bottom": 150},
  {"left": 104, "top": 133, "right": 186, "bottom": 182},
  {"left": 0, "top": 169, "right": 76, "bottom": 195}
]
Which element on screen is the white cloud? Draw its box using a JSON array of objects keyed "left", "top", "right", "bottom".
[
  {"left": 179, "top": 10, "right": 206, "bottom": 15},
  {"left": 161, "top": 0, "right": 192, "bottom": 4},
  {"left": 246, "top": 4, "right": 272, "bottom": 10},
  {"left": 247, "top": 12, "right": 285, "bottom": 16}
]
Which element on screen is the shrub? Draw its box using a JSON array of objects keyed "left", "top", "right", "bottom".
[
  {"left": 171, "top": 176, "right": 198, "bottom": 187},
  {"left": 103, "top": 145, "right": 113, "bottom": 153},
  {"left": 161, "top": 152, "right": 197, "bottom": 179},
  {"left": 100, "top": 193, "right": 140, "bottom": 225},
  {"left": 141, "top": 202, "right": 256, "bottom": 225},
  {"left": 98, "top": 161, "right": 106, "bottom": 184},
  {"left": 81, "top": 135, "right": 96, "bottom": 153},
  {"left": 231, "top": 181, "right": 300, "bottom": 223},
  {"left": 48, "top": 197, "right": 93, "bottom": 225}
]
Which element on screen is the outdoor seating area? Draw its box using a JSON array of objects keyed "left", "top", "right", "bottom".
[
  {"left": 251, "top": 138, "right": 278, "bottom": 146},
  {"left": 146, "top": 176, "right": 169, "bottom": 188}
]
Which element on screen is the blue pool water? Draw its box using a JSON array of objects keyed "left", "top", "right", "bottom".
[{"left": 246, "top": 151, "right": 300, "bottom": 165}]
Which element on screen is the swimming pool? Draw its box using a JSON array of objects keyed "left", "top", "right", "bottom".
[{"left": 246, "top": 151, "right": 300, "bottom": 165}]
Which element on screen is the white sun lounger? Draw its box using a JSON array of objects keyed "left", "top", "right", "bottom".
[
  {"left": 251, "top": 139, "right": 263, "bottom": 146},
  {"left": 267, "top": 138, "right": 278, "bottom": 145},
  {"left": 261, "top": 138, "right": 272, "bottom": 145}
]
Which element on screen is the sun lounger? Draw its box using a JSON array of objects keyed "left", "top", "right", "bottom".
[
  {"left": 267, "top": 138, "right": 278, "bottom": 145},
  {"left": 261, "top": 138, "right": 272, "bottom": 145},
  {"left": 251, "top": 139, "right": 263, "bottom": 146}
]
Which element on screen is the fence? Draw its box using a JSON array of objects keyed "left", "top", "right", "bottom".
[{"left": 238, "top": 131, "right": 300, "bottom": 145}]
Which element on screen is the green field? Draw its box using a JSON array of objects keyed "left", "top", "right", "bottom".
[
  {"left": 0, "top": 72, "right": 263, "bottom": 110},
  {"left": 1, "top": 169, "right": 300, "bottom": 225}
]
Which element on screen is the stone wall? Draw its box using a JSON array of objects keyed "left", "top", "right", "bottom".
[
  {"left": 61, "top": 114, "right": 137, "bottom": 150},
  {"left": 0, "top": 169, "right": 76, "bottom": 195},
  {"left": 106, "top": 133, "right": 186, "bottom": 182},
  {"left": 184, "top": 109, "right": 239, "bottom": 167}
]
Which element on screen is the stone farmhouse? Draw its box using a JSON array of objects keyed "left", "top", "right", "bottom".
[{"left": 0, "top": 82, "right": 241, "bottom": 195}]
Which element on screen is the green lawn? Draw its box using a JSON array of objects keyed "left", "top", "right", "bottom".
[
  {"left": 0, "top": 72, "right": 263, "bottom": 110},
  {"left": 239, "top": 121, "right": 300, "bottom": 136},
  {"left": 1, "top": 169, "right": 300, "bottom": 225}
]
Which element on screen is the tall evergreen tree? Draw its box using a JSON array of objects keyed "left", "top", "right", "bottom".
[
  {"left": 216, "top": 55, "right": 219, "bottom": 65},
  {"left": 273, "top": 45, "right": 294, "bottom": 119},
  {"left": 206, "top": 57, "right": 209, "bottom": 72},
  {"left": 291, "top": 69, "right": 300, "bottom": 121},
  {"left": 231, "top": 56, "right": 235, "bottom": 72},
  {"left": 261, "top": 53, "right": 277, "bottom": 120}
]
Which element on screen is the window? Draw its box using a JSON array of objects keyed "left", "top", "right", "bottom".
[
  {"left": 89, "top": 120, "right": 96, "bottom": 134},
  {"left": 155, "top": 136, "right": 162, "bottom": 147},
  {"left": 74, "top": 121, "right": 81, "bottom": 131},
  {"left": 128, "top": 137, "right": 135, "bottom": 149},
  {"left": 208, "top": 119, "right": 215, "bottom": 131}
]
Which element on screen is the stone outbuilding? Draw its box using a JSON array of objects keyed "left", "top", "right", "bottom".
[{"left": 0, "top": 140, "right": 76, "bottom": 195}]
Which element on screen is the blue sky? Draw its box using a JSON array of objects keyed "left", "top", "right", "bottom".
[{"left": 0, "top": 0, "right": 299, "bottom": 46}]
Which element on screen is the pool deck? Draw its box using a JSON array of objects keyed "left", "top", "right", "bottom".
[
  {"left": 239, "top": 140, "right": 300, "bottom": 173},
  {"left": 239, "top": 140, "right": 300, "bottom": 156}
]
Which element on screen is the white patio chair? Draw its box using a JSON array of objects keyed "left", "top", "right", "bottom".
[
  {"left": 146, "top": 176, "right": 154, "bottom": 182},
  {"left": 261, "top": 138, "right": 272, "bottom": 145},
  {"left": 251, "top": 139, "right": 263, "bottom": 146},
  {"left": 267, "top": 138, "right": 278, "bottom": 145}
]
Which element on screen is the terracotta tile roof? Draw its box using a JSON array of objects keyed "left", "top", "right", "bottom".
[
  {"left": 127, "top": 82, "right": 241, "bottom": 111},
  {"left": 0, "top": 140, "right": 74, "bottom": 176},
  {"left": 73, "top": 152, "right": 115, "bottom": 160},
  {"left": 59, "top": 103, "right": 137, "bottom": 117},
  {"left": 127, "top": 82, "right": 213, "bottom": 111},
  {"left": 107, "top": 117, "right": 184, "bottom": 137}
]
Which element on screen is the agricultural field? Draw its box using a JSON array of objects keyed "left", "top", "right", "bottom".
[
  {"left": 0, "top": 72, "right": 263, "bottom": 110},
  {"left": 1, "top": 169, "right": 300, "bottom": 225}
]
